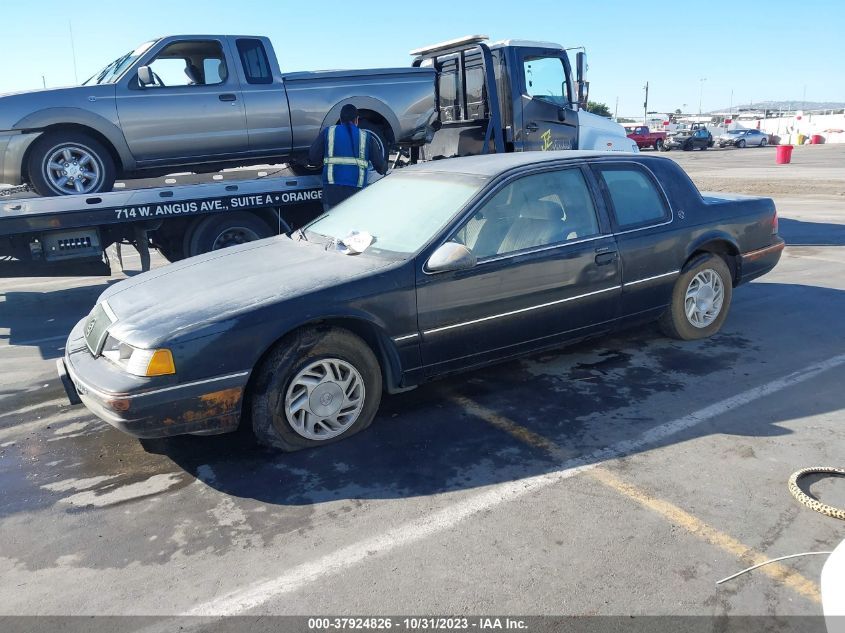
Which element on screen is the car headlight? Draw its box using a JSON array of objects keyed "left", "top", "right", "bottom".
[{"left": 101, "top": 335, "right": 176, "bottom": 376}]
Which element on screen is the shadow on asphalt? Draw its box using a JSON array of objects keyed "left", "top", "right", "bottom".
[{"left": 779, "top": 218, "right": 845, "bottom": 246}]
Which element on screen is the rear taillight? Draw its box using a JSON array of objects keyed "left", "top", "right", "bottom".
[{"left": 771, "top": 210, "right": 778, "bottom": 235}]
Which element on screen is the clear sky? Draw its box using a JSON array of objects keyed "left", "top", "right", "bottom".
[{"left": 1, "top": 0, "right": 842, "bottom": 116}]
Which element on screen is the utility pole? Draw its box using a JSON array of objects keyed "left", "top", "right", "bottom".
[
  {"left": 41, "top": 76, "right": 46, "bottom": 89},
  {"left": 698, "top": 78, "right": 707, "bottom": 116},
  {"left": 614, "top": 96, "right": 619, "bottom": 121},
  {"left": 643, "top": 81, "right": 649, "bottom": 125}
]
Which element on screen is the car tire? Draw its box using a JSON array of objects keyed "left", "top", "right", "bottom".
[
  {"left": 701, "top": 143, "right": 708, "bottom": 151},
  {"left": 659, "top": 253, "right": 733, "bottom": 341},
  {"left": 27, "top": 131, "right": 116, "bottom": 197},
  {"left": 737, "top": 139, "right": 746, "bottom": 148},
  {"left": 251, "top": 327, "right": 383, "bottom": 452},
  {"left": 186, "top": 212, "right": 274, "bottom": 257},
  {"left": 683, "top": 142, "right": 692, "bottom": 151},
  {"left": 654, "top": 139, "right": 664, "bottom": 151},
  {"left": 760, "top": 137, "right": 768, "bottom": 147}
]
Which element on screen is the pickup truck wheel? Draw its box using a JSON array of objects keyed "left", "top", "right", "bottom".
[
  {"left": 654, "top": 139, "right": 664, "bottom": 151},
  {"left": 659, "top": 254, "right": 733, "bottom": 341},
  {"left": 186, "top": 212, "right": 274, "bottom": 257},
  {"left": 358, "top": 120, "right": 389, "bottom": 164},
  {"left": 251, "top": 327, "right": 382, "bottom": 452},
  {"left": 27, "top": 132, "right": 116, "bottom": 197}
]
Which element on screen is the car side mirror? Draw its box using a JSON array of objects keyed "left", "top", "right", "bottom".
[
  {"left": 426, "top": 242, "right": 477, "bottom": 273},
  {"left": 137, "top": 66, "right": 153, "bottom": 87},
  {"left": 575, "top": 51, "right": 589, "bottom": 109}
]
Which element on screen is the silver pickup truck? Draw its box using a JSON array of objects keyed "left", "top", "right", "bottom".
[{"left": 0, "top": 35, "right": 436, "bottom": 196}]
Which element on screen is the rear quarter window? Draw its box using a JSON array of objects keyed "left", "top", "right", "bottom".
[
  {"left": 236, "top": 38, "right": 273, "bottom": 84},
  {"left": 595, "top": 165, "right": 670, "bottom": 230}
]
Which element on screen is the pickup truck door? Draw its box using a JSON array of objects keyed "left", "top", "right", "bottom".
[
  {"left": 116, "top": 37, "right": 248, "bottom": 163},
  {"left": 416, "top": 165, "right": 620, "bottom": 374},
  {"left": 517, "top": 48, "right": 578, "bottom": 152}
]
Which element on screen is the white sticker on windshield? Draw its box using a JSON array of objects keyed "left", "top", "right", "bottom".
[{"left": 340, "top": 230, "right": 374, "bottom": 254}]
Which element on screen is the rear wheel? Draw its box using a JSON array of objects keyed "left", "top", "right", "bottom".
[
  {"left": 659, "top": 254, "right": 733, "bottom": 340},
  {"left": 358, "top": 119, "right": 389, "bottom": 166},
  {"left": 27, "top": 131, "right": 116, "bottom": 197},
  {"left": 251, "top": 327, "right": 382, "bottom": 452},
  {"left": 186, "top": 212, "right": 274, "bottom": 257}
]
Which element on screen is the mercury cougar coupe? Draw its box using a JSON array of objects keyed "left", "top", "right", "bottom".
[{"left": 58, "top": 151, "right": 784, "bottom": 451}]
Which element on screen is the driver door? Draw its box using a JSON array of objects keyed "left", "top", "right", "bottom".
[
  {"left": 518, "top": 48, "right": 578, "bottom": 152},
  {"left": 116, "top": 38, "right": 248, "bottom": 163}
]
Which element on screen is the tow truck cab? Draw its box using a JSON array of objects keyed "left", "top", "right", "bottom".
[{"left": 412, "top": 36, "right": 635, "bottom": 159}]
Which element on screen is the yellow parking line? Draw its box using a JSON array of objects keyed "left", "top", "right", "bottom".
[{"left": 455, "top": 394, "right": 822, "bottom": 604}]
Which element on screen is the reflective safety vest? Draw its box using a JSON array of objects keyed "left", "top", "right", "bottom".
[{"left": 323, "top": 124, "right": 369, "bottom": 188}]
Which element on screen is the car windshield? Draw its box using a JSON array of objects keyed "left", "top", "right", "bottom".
[
  {"left": 82, "top": 41, "right": 155, "bottom": 85},
  {"left": 726, "top": 130, "right": 744, "bottom": 135},
  {"left": 304, "top": 171, "right": 487, "bottom": 256}
]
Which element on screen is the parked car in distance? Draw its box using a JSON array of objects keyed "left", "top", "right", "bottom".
[
  {"left": 663, "top": 128, "right": 714, "bottom": 151},
  {"left": 58, "top": 151, "right": 784, "bottom": 451},
  {"left": 717, "top": 128, "right": 769, "bottom": 148},
  {"left": 624, "top": 125, "right": 667, "bottom": 151},
  {"left": 0, "top": 35, "right": 436, "bottom": 196}
]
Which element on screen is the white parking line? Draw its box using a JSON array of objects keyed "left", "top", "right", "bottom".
[{"left": 184, "top": 352, "right": 845, "bottom": 617}]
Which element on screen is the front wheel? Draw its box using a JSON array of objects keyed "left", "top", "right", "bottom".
[
  {"left": 737, "top": 139, "right": 746, "bottom": 148},
  {"left": 251, "top": 327, "right": 383, "bottom": 451},
  {"left": 654, "top": 139, "right": 664, "bottom": 151},
  {"left": 659, "top": 254, "right": 733, "bottom": 340},
  {"left": 760, "top": 137, "right": 768, "bottom": 147},
  {"left": 27, "top": 131, "right": 116, "bottom": 197}
]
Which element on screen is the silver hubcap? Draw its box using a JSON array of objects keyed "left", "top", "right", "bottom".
[
  {"left": 211, "top": 227, "right": 261, "bottom": 250},
  {"left": 284, "top": 359, "right": 365, "bottom": 441},
  {"left": 44, "top": 145, "right": 102, "bottom": 194},
  {"left": 685, "top": 269, "right": 724, "bottom": 328}
]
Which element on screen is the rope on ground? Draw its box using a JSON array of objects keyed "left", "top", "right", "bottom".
[
  {"left": 788, "top": 466, "right": 845, "bottom": 521},
  {"left": 716, "top": 551, "right": 833, "bottom": 585}
]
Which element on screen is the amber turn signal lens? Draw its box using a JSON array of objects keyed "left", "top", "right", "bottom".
[{"left": 146, "top": 349, "right": 176, "bottom": 376}]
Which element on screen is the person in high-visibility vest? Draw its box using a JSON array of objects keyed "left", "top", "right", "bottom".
[{"left": 308, "top": 104, "right": 387, "bottom": 212}]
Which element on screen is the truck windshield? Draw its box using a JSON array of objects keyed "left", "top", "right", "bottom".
[
  {"left": 83, "top": 41, "right": 155, "bottom": 85},
  {"left": 304, "top": 172, "right": 487, "bottom": 256}
]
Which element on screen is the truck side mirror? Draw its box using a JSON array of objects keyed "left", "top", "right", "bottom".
[
  {"left": 137, "top": 66, "right": 153, "bottom": 88},
  {"left": 575, "top": 52, "right": 589, "bottom": 109}
]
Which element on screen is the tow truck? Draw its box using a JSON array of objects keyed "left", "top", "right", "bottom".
[{"left": 0, "top": 35, "right": 635, "bottom": 276}]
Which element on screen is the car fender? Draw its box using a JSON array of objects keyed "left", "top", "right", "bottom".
[
  {"left": 320, "top": 97, "right": 401, "bottom": 143},
  {"left": 14, "top": 107, "right": 135, "bottom": 170},
  {"left": 685, "top": 230, "right": 741, "bottom": 275}
]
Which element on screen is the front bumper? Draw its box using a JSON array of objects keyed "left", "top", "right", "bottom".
[
  {"left": 718, "top": 139, "right": 737, "bottom": 147},
  {"left": 738, "top": 238, "right": 785, "bottom": 285},
  {"left": 58, "top": 319, "right": 249, "bottom": 438},
  {"left": 0, "top": 130, "right": 41, "bottom": 186}
]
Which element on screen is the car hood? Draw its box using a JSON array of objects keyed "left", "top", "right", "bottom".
[
  {"left": 0, "top": 85, "right": 116, "bottom": 130},
  {"left": 98, "top": 236, "right": 397, "bottom": 347}
]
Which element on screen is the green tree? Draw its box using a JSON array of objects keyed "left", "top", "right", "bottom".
[{"left": 586, "top": 101, "right": 612, "bottom": 117}]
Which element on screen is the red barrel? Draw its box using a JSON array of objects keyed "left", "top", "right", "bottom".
[
  {"left": 776, "top": 144, "right": 794, "bottom": 164},
  {"left": 811, "top": 134, "right": 823, "bottom": 145}
]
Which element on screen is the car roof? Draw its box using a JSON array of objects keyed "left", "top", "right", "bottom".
[{"left": 398, "top": 150, "right": 642, "bottom": 177}]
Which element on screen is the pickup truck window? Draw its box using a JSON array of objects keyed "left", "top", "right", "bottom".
[
  {"left": 523, "top": 56, "right": 567, "bottom": 106},
  {"left": 457, "top": 168, "right": 599, "bottom": 259},
  {"left": 146, "top": 40, "right": 227, "bottom": 87},
  {"left": 236, "top": 39, "right": 273, "bottom": 84},
  {"left": 438, "top": 61, "right": 460, "bottom": 122},
  {"left": 596, "top": 166, "right": 669, "bottom": 229},
  {"left": 84, "top": 41, "right": 155, "bottom": 85}
]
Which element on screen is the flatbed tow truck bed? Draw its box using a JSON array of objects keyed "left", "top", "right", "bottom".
[{"left": 0, "top": 167, "right": 324, "bottom": 276}]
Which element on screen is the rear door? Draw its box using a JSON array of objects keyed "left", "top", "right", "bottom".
[
  {"left": 416, "top": 165, "right": 620, "bottom": 373},
  {"left": 116, "top": 37, "right": 248, "bottom": 163},
  {"left": 517, "top": 48, "right": 578, "bottom": 152}
]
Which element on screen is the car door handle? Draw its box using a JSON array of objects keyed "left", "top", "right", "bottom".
[
  {"left": 525, "top": 122, "right": 539, "bottom": 133},
  {"left": 218, "top": 93, "right": 237, "bottom": 102},
  {"left": 595, "top": 252, "right": 618, "bottom": 266}
]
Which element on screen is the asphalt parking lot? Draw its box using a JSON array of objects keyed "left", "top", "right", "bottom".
[{"left": 1, "top": 144, "right": 843, "bottom": 624}]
